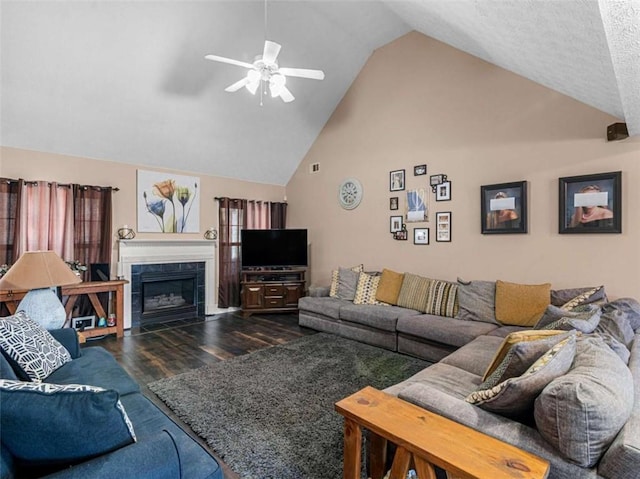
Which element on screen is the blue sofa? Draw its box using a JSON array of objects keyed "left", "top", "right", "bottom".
[{"left": 0, "top": 328, "right": 222, "bottom": 479}]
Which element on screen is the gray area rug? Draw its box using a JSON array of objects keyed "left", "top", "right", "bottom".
[{"left": 148, "top": 333, "right": 430, "bottom": 479}]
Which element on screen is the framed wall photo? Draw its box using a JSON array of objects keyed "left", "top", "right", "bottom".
[
  {"left": 406, "top": 188, "right": 428, "bottom": 222},
  {"left": 390, "top": 170, "right": 405, "bottom": 192},
  {"left": 435, "top": 181, "right": 451, "bottom": 201},
  {"left": 390, "top": 215, "right": 403, "bottom": 233},
  {"left": 414, "top": 164, "right": 427, "bottom": 176},
  {"left": 390, "top": 197, "right": 399, "bottom": 210},
  {"left": 435, "top": 212, "right": 451, "bottom": 242},
  {"left": 481, "top": 181, "right": 527, "bottom": 234},
  {"left": 559, "top": 171, "right": 621, "bottom": 234},
  {"left": 413, "top": 228, "right": 429, "bottom": 245}
]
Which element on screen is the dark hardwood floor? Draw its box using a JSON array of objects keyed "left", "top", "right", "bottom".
[{"left": 82, "top": 311, "right": 317, "bottom": 479}]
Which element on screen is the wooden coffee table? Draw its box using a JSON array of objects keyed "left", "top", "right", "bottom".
[{"left": 335, "top": 386, "right": 549, "bottom": 479}]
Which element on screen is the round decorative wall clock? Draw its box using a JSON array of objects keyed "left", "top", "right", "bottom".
[{"left": 338, "top": 178, "right": 363, "bottom": 210}]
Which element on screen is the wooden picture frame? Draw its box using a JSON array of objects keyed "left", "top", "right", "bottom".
[
  {"left": 413, "top": 228, "right": 429, "bottom": 245},
  {"left": 390, "top": 215, "right": 403, "bottom": 233},
  {"left": 435, "top": 181, "right": 451, "bottom": 201},
  {"left": 481, "top": 181, "right": 527, "bottom": 234},
  {"left": 559, "top": 171, "right": 621, "bottom": 234},
  {"left": 390, "top": 170, "right": 405, "bottom": 192},
  {"left": 435, "top": 212, "right": 451, "bottom": 242}
]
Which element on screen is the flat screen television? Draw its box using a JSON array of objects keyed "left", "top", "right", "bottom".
[{"left": 241, "top": 229, "right": 308, "bottom": 269}]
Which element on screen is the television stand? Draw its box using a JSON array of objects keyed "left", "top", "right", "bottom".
[{"left": 241, "top": 269, "right": 306, "bottom": 317}]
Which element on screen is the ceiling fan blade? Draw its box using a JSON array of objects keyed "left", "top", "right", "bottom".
[
  {"left": 225, "top": 77, "right": 250, "bottom": 92},
  {"left": 279, "top": 86, "right": 295, "bottom": 103},
  {"left": 205, "top": 54, "right": 254, "bottom": 69},
  {"left": 262, "top": 40, "right": 281, "bottom": 64},
  {"left": 278, "top": 67, "right": 325, "bottom": 80}
]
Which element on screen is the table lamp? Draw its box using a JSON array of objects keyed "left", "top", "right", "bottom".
[{"left": 0, "top": 251, "right": 82, "bottom": 329}]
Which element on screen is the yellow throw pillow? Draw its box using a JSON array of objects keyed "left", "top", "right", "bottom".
[
  {"left": 375, "top": 269, "right": 405, "bottom": 305},
  {"left": 329, "top": 264, "right": 363, "bottom": 298},
  {"left": 495, "top": 280, "right": 551, "bottom": 326}
]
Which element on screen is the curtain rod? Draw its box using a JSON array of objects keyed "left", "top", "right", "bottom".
[{"left": 2, "top": 178, "right": 119, "bottom": 191}]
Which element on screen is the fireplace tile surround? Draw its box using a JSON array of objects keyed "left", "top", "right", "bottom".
[{"left": 118, "top": 240, "right": 217, "bottom": 330}]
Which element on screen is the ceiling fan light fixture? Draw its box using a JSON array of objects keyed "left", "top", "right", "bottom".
[{"left": 269, "top": 74, "right": 286, "bottom": 97}]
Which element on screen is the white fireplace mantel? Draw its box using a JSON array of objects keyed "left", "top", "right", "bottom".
[{"left": 117, "top": 239, "right": 217, "bottom": 329}]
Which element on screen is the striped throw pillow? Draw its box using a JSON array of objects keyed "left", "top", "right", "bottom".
[
  {"left": 396, "top": 273, "right": 430, "bottom": 311},
  {"left": 424, "top": 279, "right": 459, "bottom": 317}
]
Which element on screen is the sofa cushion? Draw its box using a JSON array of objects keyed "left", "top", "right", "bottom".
[
  {"left": 298, "top": 296, "right": 343, "bottom": 320},
  {"left": 0, "top": 379, "right": 136, "bottom": 469},
  {"left": 329, "top": 264, "right": 363, "bottom": 297},
  {"left": 466, "top": 334, "right": 576, "bottom": 416},
  {"left": 535, "top": 304, "right": 601, "bottom": 333},
  {"left": 440, "top": 335, "right": 504, "bottom": 377},
  {"left": 534, "top": 335, "right": 634, "bottom": 468},
  {"left": 495, "top": 280, "right": 550, "bottom": 326},
  {"left": 353, "top": 272, "right": 387, "bottom": 305},
  {"left": 551, "top": 285, "right": 606, "bottom": 308},
  {"left": 455, "top": 279, "right": 499, "bottom": 324},
  {"left": 481, "top": 330, "right": 574, "bottom": 387},
  {"left": 595, "top": 308, "right": 635, "bottom": 349},
  {"left": 424, "top": 279, "right": 458, "bottom": 318},
  {"left": 0, "top": 350, "right": 18, "bottom": 380},
  {"left": 396, "top": 314, "right": 498, "bottom": 348},
  {"left": 339, "top": 303, "right": 417, "bottom": 332},
  {"left": 391, "top": 362, "right": 482, "bottom": 399},
  {"left": 46, "top": 346, "right": 141, "bottom": 396},
  {"left": 0, "top": 311, "right": 71, "bottom": 382},
  {"left": 375, "top": 269, "right": 404, "bottom": 305},
  {"left": 602, "top": 297, "right": 640, "bottom": 332},
  {"left": 396, "top": 273, "right": 430, "bottom": 311}
]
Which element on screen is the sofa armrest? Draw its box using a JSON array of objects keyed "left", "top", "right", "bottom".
[
  {"left": 308, "top": 285, "right": 330, "bottom": 297},
  {"left": 397, "top": 384, "right": 587, "bottom": 477},
  {"left": 49, "top": 329, "right": 81, "bottom": 359},
  {"left": 43, "top": 430, "right": 180, "bottom": 479}
]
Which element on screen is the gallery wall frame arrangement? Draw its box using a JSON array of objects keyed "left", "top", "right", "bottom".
[
  {"left": 390, "top": 215, "right": 403, "bottom": 233},
  {"left": 559, "top": 171, "right": 621, "bottom": 234},
  {"left": 390, "top": 169, "right": 406, "bottom": 192},
  {"left": 481, "top": 181, "right": 527, "bottom": 234},
  {"left": 406, "top": 188, "right": 428, "bottom": 222},
  {"left": 137, "top": 170, "right": 200, "bottom": 233},
  {"left": 430, "top": 174, "right": 447, "bottom": 193},
  {"left": 435, "top": 181, "right": 451, "bottom": 201},
  {"left": 435, "top": 212, "right": 452, "bottom": 242},
  {"left": 413, "top": 228, "right": 429, "bottom": 245}
]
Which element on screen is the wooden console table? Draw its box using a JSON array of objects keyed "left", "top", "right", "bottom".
[
  {"left": 335, "top": 386, "right": 549, "bottom": 479},
  {"left": 0, "top": 280, "right": 127, "bottom": 340}
]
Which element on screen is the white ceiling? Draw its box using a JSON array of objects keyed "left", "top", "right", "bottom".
[{"left": 2, "top": 1, "right": 638, "bottom": 186}]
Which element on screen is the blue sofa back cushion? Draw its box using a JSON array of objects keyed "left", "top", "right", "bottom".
[
  {"left": 0, "top": 379, "right": 136, "bottom": 473},
  {"left": 0, "top": 351, "right": 18, "bottom": 381}
]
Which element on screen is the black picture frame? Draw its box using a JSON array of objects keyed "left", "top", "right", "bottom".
[
  {"left": 413, "top": 228, "right": 429, "bottom": 245},
  {"left": 559, "top": 171, "right": 621, "bottom": 234},
  {"left": 435, "top": 212, "right": 451, "bottom": 242},
  {"left": 413, "top": 164, "right": 427, "bottom": 176},
  {"left": 435, "top": 181, "right": 451, "bottom": 201},
  {"left": 390, "top": 169, "right": 405, "bottom": 192},
  {"left": 390, "top": 215, "right": 403, "bottom": 233},
  {"left": 481, "top": 181, "right": 528, "bottom": 234},
  {"left": 389, "top": 197, "right": 399, "bottom": 210}
]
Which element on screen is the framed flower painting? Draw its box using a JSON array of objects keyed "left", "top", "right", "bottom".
[{"left": 137, "top": 169, "right": 200, "bottom": 233}]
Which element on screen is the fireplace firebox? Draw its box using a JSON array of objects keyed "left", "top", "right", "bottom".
[{"left": 130, "top": 262, "right": 205, "bottom": 327}]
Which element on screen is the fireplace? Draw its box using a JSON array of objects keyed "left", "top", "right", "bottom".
[
  {"left": 130, "top": 262, "right": 205, "bottom": 328},
  {"left": 118, "top": 240, "right": 217, "bottom": 330}
]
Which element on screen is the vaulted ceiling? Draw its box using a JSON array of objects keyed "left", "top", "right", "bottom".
[{"left": 2, "top": 1, "right": 638, "bottom": 186}]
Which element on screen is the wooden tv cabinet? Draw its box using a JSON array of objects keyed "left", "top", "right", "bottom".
[{"left": 240, "top": 269, "right": 306, "bottom": 317}]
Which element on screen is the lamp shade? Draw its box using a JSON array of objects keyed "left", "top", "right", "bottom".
[{"left": 0, "top": 251, "right": 82, "bottom": 290}]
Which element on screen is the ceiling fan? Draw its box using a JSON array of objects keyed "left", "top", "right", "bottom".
[{"left": 205, "top": 40, "right": 325, "bottom": 103}]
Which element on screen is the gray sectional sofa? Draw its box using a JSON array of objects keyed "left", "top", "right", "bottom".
[{"left": 298, "top": 282, "right": 640, "bottom": 479}]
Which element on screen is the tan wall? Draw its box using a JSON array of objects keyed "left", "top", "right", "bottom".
[
  {"left": 286, "top": 32, "right": 640, "bottom": 299},
  {"left": 1, "top": 146, "right": 286, "bottom": 299}
]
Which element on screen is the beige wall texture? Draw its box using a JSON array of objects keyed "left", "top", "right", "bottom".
[
  {"left": 0, "top": 146, "right": 286, "bottom": 294},
  {"left": 286, "top": 32, "right": 640, "bottom": 299}
]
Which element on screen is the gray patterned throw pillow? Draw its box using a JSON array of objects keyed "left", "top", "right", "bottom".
[{"left": 0, "top": 311, "right": 71, "bottom": 381}]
